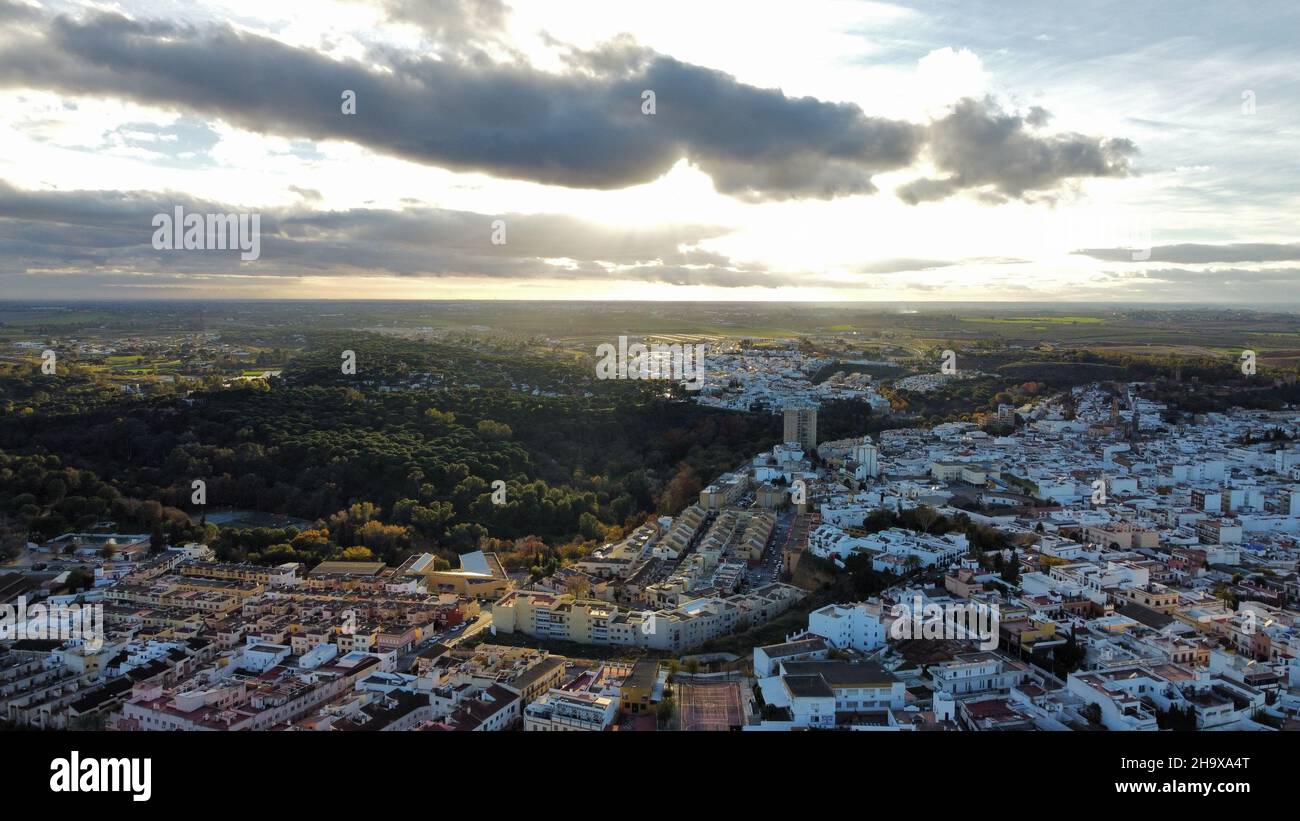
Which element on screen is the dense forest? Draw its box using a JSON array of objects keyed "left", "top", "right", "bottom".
[{"left": 0, "top": 333, "right": 782, "bottom": 571}]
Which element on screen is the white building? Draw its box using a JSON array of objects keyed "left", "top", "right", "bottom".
[
  {"left": 820, "top": 493, "right": 883, "bottom": 527},
  {"left": 779, "top": 660, "right": 905, "bottom": 714},
  {"left": 523, "top": 689, "right": 618, "bottom": 731},
  {"left": 807, "top": 602, "right": 887, "bottom": 652},
  {"left": 930, "top": 652, "right": 1028, "bottom": 696},
  {"left": 754, "top": 637, "right": 829, "bottom": 677},
  {"left": 854, "top": 443, "right": 880, "bottom": 480}
]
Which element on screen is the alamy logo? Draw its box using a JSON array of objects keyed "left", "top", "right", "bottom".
[
  {"left": 1240, "top": 610, "right": 1271, "bottom": 635},
  {"left": 595, "top": 336, "right": 706, "bottom": 391},
  {"left": 1091, "top": 478, "right": 1107, "bottom": 505},
  {"left": 790, "top": 479, "right": 807, "bottom": 505},
  {"left": 0, "top": 596, "right": 104, "bottom": 653},
  {"left": 890, "top": 595, "right": 1000, "bottom": 650},
  {"left": 152, "top": 206, "right": 261, "bottom": 260},
  {"left": 50, "top": 752, "right": 151, "bottom": 802}
]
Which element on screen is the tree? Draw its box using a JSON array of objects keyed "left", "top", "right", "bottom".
[
  {"left": 263, "top": 543, "right": 298, "bottom": 563},
  {"left": 355, "top": 521, "right": 407, "bottom": 554},
  {"left": 65, "top": 566, "right": 95, "bottom": 593},
  {"left": 563, "top": 575, "right": 591, "bottom": 597},
  {"left": 1001, "top": 556, "right": 1021, "bottom": 584},
  {"left": 69, "top": 712, "right": 109, "bottom": 731},
  {"left": 656, "top": 696, "right": 676, "bottom": 728},
  {"left": 761, "top": 703, "right": 787, "bottom": 721},
  {"left": 328, "top": 502, "right": 381, "bottom": 546},
  {"left": 577, "top": 512, "right": 602, "bottom": 541},
  {"left": 1053, "top": 627, "right": 1082, "bottom": 675},
  {"left": 1081, "top": 703, "right": 1103, "bottom": 726},
  {"left": 1158, "top": 703, "right": 1197, "bottom": 731},
  {"left": 138, "top": 500, "right": 164, "bottom": 528},
  {"left": 475, "top": 419, "right": 512, "bottom": 440},
  {"left": 292, "top": 529, "right": 331, "bottom": 554},
  {"left": 424, "top": 407, "right": 456, "bottom": 425},
  {"left": 657, "top": 466, "right": 701, "bottom": 515},
  {"left": 913, "top": 504, "right": 940, "bottom": 534},
  {"left": 339, "top": 546, "right": 375, "bottom": 561},
  {"left": 1212, "top": 584, "right": 1238, "bottom": 609},
  {"left": 0, "top": 519, "right": 24, "bottom": 563}
]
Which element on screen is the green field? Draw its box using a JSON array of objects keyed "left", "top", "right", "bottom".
[{"left": 961, "top": 315, "right": 1108, "bottom": 325}]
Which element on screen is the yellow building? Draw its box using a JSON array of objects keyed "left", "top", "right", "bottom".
[
  {"left": 1120, "top": 584, "right": 1180, "bottom": 614},
  {"left": 617, "top": 659, "right": 661, "bottom": 715},
  {"left": 999, "top": 616, "right": 1058, "bottom": 653},
  {"left": 411, "top": 551, "right": 513, "bottom": 599},
  {"left": 494, "top": 584, "right": 805, "bottom": 653},
  {"left": 699, "top": 473, "right": 748, "bottom": 510}
]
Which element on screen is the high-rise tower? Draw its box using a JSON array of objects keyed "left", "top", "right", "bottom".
[{"left": 783, "top": 405, "right": 818, "bottom": 452}]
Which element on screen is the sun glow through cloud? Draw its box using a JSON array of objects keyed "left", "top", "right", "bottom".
[{"left": 0, "top": 0, "right": 1297, "bottom": 302}]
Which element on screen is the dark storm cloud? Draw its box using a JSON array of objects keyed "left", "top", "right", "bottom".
[
  {"left": 0, "top": 179, "right": 790, "bottom": 286},
  {"left": 634, "top": 56, "right": 922, "bottom": 200},
  {"left": 1075, "top": 242, "right": 1300, "bottom": 264},
  {"left": 0, "top": 10, "right": 915, "bottom": 200},
  {"left": 897, "top": 97, "right": 1137, "bottom": 205},
  {"left": 0, "top": 9, "right": 1130, "bottom": 204},
  {"left": 0, "top": 182, "right": 162, "bottom": 229}
]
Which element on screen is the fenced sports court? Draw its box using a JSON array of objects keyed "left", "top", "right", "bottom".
[{"left": 676, "top": 680, "right": 745, "bottom": 731}]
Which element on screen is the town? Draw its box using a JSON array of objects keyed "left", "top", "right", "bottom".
[{"left": 4, "top": 347, "right": 1299, "bottom": 732}]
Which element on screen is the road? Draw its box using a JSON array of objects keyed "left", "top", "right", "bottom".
[
  {"left": 743, "top": 510, "right": 793, "bottom": 589},
  {"left": 396, "top": 611, "right": 494, "bottom": 670}
]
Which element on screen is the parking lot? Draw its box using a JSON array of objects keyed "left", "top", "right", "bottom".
[{"left": 743, "top": 509, "right": 792, "bottom": 589}]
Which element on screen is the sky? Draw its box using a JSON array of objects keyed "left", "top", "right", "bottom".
[{"left": 0, "top": 0, "right": 1297, "bottom": 302}]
